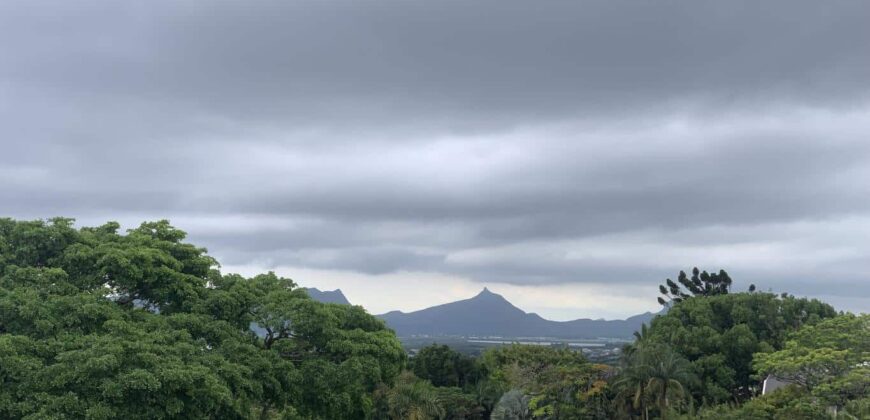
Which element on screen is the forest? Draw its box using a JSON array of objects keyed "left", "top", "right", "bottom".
[{"left": 0, "top": 218, "right": 867, "bottom": 419}]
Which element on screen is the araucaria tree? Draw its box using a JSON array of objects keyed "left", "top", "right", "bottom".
[{"left": 658, "top": 267, "right": 732, "bottom": 306}]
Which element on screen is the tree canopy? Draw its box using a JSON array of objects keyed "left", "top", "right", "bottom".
[
  {"left": 658, "top": 267, "right": 733, "bottom": 306},
  {"left": 411, "top": 344, "right": 480, "bottom": 389},
  {"left": 481, "top": 345, "right": 611, "bottom": 419},
  {"left": 754, "top": 314, "right": 869, "bottom": 391},
  {"left": 0, "top": 217, "right": 404, "bottom": 419},
  {"left": 644, "top": 291, "right": 837, "bottom": 403},
  {"left": 1, "top": 219, "right": 865, "bottom": 419}
]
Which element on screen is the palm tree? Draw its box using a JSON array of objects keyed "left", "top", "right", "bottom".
[
  {"left": 387, "top": 372, "right": 445, "bottom": 420},
  {"left": 615, "top": 338, "right": 695, "bottom": 420},
  {"left": 490, "top": 389, "right": 532, "bottom": 420},
  {"left": 633, "top": 323, "right": 651, "bottom": 342},
  {"left": 614, "top": 349, "right": 652, "bottom": 420},
  {"left": 644, "top": 346, "right": 694, "bottom": 420},
  {"left": 615, "top": 323, "right": 656, "bottom": 419},
  {"left": 628, "top": 324, "right": 652, "bottom": 353}
]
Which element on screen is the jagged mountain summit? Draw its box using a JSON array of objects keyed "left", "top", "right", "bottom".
[
  {"left": 304, "top": 288, "right": 351, "bottom": 305},
  {"left": 377, "top": 288, "right": 657, "bottom": 339}
]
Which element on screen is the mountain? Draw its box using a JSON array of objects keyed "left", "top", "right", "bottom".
[
  {"left": 304, "top": 288, "right": 351, "bottom": 305},
  {"left": 377, "top": 288, "right": 658, "bottom": 339}
]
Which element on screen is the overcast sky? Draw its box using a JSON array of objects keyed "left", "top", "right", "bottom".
[{"left": 2, "top": 1, "right": 869, "bottom": 319}]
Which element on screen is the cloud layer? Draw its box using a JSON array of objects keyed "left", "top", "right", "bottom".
[{"left": 2, "top": 1, "right": 869, "bottom": 317}]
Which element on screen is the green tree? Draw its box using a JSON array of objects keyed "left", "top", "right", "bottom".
[
  {"left": 670, "top": 314, "right": 868, "bottom": 419},
  {"left": 384, "top": 372, "right": 446, "bottom": 420},
  {"left": 644, "top": 345, "right": 694, "bottom": 420},
  {"left": 412, "top": 344, "right": 480, "bottom": 388},
  {"left": 433, "top": 385, "right": 486, "bottom": 419},
  {"left": 645, "top": 292, "right": 836, "bottom": 404},
  {"left": 658, "top": 267, "right": 732, "bottom": 306},
  {"left": 754, "top": 314, "right": 869, "bottom": 390},
  {"left": 0, "top": 217, "right": 406, "bottom": 419},
  {"left": 615, "top": 341, "right": 694, "bottom": 420},
  {"left": 491, "top": 389, "right": 532, "bottom": 420},
  {"left": 674, "top": 385, "right": 828, "bottom": 420},
  {"left": 481, "top": 345, "right": 611, "bottom": 419},
  {"left": 613, "top": 350, "right": 652, "bottom": 420}
]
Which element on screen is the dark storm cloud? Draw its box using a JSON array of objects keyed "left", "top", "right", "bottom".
[
  {"left": 3, "top": 1, "right": 869, "bottom": 130},
  {"left": 1, "top": 0, "right": 870, "bottom": 309}
]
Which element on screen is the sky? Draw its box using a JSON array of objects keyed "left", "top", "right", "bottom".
[{"left": 2, "top": 1, "right": 869, "bottom": 319}]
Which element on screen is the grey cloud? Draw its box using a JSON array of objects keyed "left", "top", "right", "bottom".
[
  {"left": 2, "top": 1, "right": 869, "bottom": 131},
  {"left": 218, "top": 246, "right": 445, "bottom": 276},
  {"left": 1, "top": 1, "right": 869, "bottom": 311}
]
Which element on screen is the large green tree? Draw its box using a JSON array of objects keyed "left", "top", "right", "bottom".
[
  {"left": 754, "top": 314, "right": 869, "bottom": 392},
  {"left": 481, "top": 345, "right": 611, "bottom": 419},
  {"left": 644, "top": 292, "right": 837, "bottom": 404},
  {"left": 643, "top": 345, "right": 694, "bottom": 420},
  {"left": 0, "top": 217, "right": 405, "bottom": 419},
  {"left": 614, "top": 341, "right": 694, "bottom": 420},
  {"left": 673, "top": 314, "right": 869, "bottom": 419},
  {"left": 411, "top": 344, "right": 481, "bottom": 388},
  {"left": 613, "top": 347, "right": 653, "bottom": 420}
]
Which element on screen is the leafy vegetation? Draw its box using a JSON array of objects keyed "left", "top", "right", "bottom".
[
  {"left": 0, "top": 218, "right": 866, "bottom": 419},
  {"left": 481, "top": 345, "right": 611, "bottom": 419},
  {"left": 753, "top": 313, "right": 868, "bottom": 390},
  {"left": 411, "top": 344, "right": 481, "bottom": 388},
  {"left": 0, "top": 218, "right": 404, "bottom": 419},
  {"left": 623, "top": 272, "right": 864, "bottom": 419},
  {"left": 645, "top": 290, "right": 838, "bottom": 404}
]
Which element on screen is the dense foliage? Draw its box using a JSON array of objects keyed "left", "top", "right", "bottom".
[
  {"left": 1, "top": 219, "right": 866, "bottom": 419},
  {"left": 411, "top": 344, "right": 481, "bottom": 388},
  {"left": 482, "top": 345, "right": 611, "bottom": 419},
  {"left": 678, "top": 314, "right": 870, "bottom": 419},
  {"left": 753, "top": 313, "right": 869, "bottom": 390},
  {"left": 644, "top": 291, "right": 837, "bottom": 404},
  {"left": 613, "top": 342, "right": 694, "bottom": 419},
  {"left": 614, "top": 270, "right": 864, "bottom": 419},
  {"left": 378, "top": 343, "right": 611, "bottom": 419},
  {"left": 0, "top": 218, "right": 405, "bottom": 419}
]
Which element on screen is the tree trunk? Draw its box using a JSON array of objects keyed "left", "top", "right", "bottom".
[
  {"left": 259, "top": 403, "right": 270, "bottom": 420},
  {"left": 660, "top": 382, "right": 668, "bottom": 420},
  {"left": 640, "top": 383, "right": 647, "bottom": 420}
]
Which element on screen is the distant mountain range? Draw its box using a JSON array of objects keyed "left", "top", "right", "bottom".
[
  {"left": 303, "top": 286, "right": 658, "bottom": 339},
  {"left": 377, "top": 288, "right": 657, "bottom": 339},
  {"left": 303, "top": 288, "right": 351, "bottom": 305}
]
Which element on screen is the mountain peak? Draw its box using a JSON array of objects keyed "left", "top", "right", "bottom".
[
  {"left": 376, "top": 287, "right": 657, "bottom": 338},
  {"left": 304, "top": 287, "right": 351, "bottom": 305},
  {"left": 470, "top": 287, "right": 516, "bottom": 308},
  {"left": 309, "top": 287, "right": 343, "bottom": 293}
]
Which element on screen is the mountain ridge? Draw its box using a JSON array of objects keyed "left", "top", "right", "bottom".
[
  {"left": 301, "top": 286, "right": 658, "bottom": 338},
  {"left": 303, "top": 287, "right": 351, "bottom": 305},
  {"left": 376, "top": 288, "right": 658, "bottom": 339}
]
